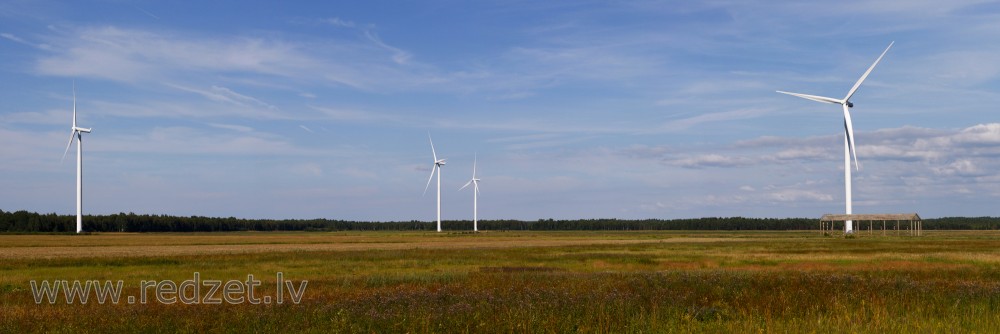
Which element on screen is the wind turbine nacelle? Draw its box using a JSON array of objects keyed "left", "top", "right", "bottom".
[
  {"left": 846, "top": 101, "right": 854, "bottom": 108},
  {"left": 436, "top": 160, "right": 447, "bottom": 166}
]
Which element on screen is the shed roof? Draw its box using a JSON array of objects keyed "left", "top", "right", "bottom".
[{"left": 820, "top": 213, "right": 921, "bottom": 222}]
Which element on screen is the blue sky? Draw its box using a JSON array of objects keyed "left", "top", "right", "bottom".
[{"left": 2, "top": 0, "right": 1000, "bottom": 220}]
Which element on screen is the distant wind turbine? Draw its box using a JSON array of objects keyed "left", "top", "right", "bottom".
[
  {"left": 777, "top": 41, "right": 893, "bottom": 234},
  {"left": 459, "top": 153, "right": 481, "bottom": 232},
  {"left": 61, "top": 84, "right": 92, "bottom": 234},
  {"left": 423, "top": 134, "right": 446, "bottom": 232}
]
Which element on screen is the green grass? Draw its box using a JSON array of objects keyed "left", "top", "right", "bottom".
[{"left": 3, "top": 231, "right": 1000, "bottom": 332}]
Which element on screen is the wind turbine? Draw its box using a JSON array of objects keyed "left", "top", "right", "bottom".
[
  {"left": 423, "top": 134, "right": 446, "bottom": 232},
  {"left": 459, "top": 153, "right": 481, "bottom": 232},
  {"left": 777, "top": 41, "right": 893, "bottom": 234},
  {"left": 61, "top": 84, "right": 92, "bottom": 234}
]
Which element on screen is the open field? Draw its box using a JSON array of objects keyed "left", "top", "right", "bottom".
[{"left": 4, "top": 230, "right": 1000, "bottom": 332}]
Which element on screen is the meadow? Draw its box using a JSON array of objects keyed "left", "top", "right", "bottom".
[{"left": 3, "top": 230, "right": 1000, "bottom": 332}]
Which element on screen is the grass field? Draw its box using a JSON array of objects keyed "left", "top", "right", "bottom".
[{"left": 3, "top": 230, "right": 1000, "bottom": 332}]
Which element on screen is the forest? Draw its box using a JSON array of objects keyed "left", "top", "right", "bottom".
[{"left": 1, "top": 209, "right": 998, "bottom": 233}]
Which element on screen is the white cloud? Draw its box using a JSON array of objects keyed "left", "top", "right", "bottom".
[
  {"left": 36, "top": 26, "right": 316, "bottom": 82},
  {"left": 673, "top": 153, "right": 753, "bottom": 169},
  {"left": 167, "top": 84, "right": 277, "bottom": 110},
  {"left": 87, "top": 95, "right": 288, "bottom": 120},
  {"left": 208, "top": 123, "right": 254, "bottom": 132},
  {"left": 766, "top": 189, "right": 833, "bottom": 203},
  {"left": 30, "top": 25, "right": 424, "bottom": 92},
  {"left": 363, "top": 30, "right": 411, "bottom": 65},
  {"left": 925, "top": 51, "right": 1000, "bottom": 85},
  {"left": 1, "top": 32, "right": 25, "bottom": 43},
  {"left": 340, "top": 167, "right": 377, "bottom": 179},
  {"left": 310, "top": 105, "right": 403, "bottom": 123},
  {"left": 0, "top": 109, "right": 67, "bottom": 125},
  {"left": 656, "top": 107, "right": 774, "bottom": 132},
  {"left": 323, "top": 17, "right": 356, "bottom": 28},
  {"left": 209, "top": 86, "right": 277, "bottom": 109},
  {"left": 291, "top": 163, "right": 323, "bottom": 177},
  {"left": 94, "top": 126, "right": 325, "bottom": 156},
  {"left": 0, "top": 32, "right": 50, "bottom": 50},
  {"left": 951, "top": 123, "right": 1000, "bottom": 145},
  {"left": 932, "top": 159, "right": 982, "bottom": 177}
]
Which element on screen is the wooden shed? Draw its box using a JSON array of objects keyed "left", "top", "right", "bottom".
[{"left": 819, "top": 213, "right": 922, "bottom": 236}]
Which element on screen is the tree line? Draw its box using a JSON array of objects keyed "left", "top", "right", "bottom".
[{"left": 1, "top": 209, "right": 997, "bottom": 233}]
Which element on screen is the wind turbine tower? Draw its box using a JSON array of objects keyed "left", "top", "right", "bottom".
[
  {"left": 62, "top": 85, "right": 92, "bottom": 234},
  {"left": 423, "top": 134, "right": 446, "bottom": 232},
  {"left": 460, "top": 153, "right": 481, "bottom": 232},
  {"left": 777, "top": 42, "right": 893, "bottom": 234}
]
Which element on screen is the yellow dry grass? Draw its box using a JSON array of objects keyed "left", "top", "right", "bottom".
[{"left": 0, "top": 231, "right": 746, "bottom": 259}]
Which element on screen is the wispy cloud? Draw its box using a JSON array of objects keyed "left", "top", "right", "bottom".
[
  {"left": 25, "top": 24, "right": 439, "bottom": 94},
  {"left": 1, "top": 32, "right": 26, "bottom": 44},
  {"left": 291, "top": 163, "right": 323, "bottom": 177},
  {"left": 0, "top": 109, "right": 67, "bottom": 125},
  {"left": 1, "top": 32, "right": 51, "bottom": 50},
  {"left": 363, "top": 30, "right": 411, "bottom": 65},
  {"left": 672, "top": 154, "right": 754, "bottom": 168},
  {"left": 323, "top": 17, "right": 356, "bottom": 28},
  {"left": 166, "top": 83, "right": 276, "bottom": 109},
  {"left": 208, "top": 123, "right": 254, "bottom": 132},
  {"left": 291, "top": 17, "right": 357, "bottom": 28},
  {"left": 664, "top": 123, "right": 1000, "bottom": 169},
  {"left": 87, "top": 93, "right": 288, "bottom": 120},
  {"left": 310, "top": 105, "right": 403, "bottom": 123},
  {"left": 94, "top": 126, "right": 325, "bottom": 156},
  {"left": 36, "top": 26, "right": 316, "bottom": 82},
  {"left": 132, "top": 5, "right": 160, "bottom": 20},
  {"left": 654, "top": 107, "right": 774, "bottom": 132}
]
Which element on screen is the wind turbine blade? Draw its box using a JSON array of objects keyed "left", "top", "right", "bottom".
[
  {"left": 61, "top": 131, "right": 76, "bottom": 163},
  {"left": 474, "top": 182, "right": 479, "bottom": 195},
  {"left": 776, "top": 91, "right": 842, "bottom": 105},
  {"left": 459, "top": 179, "right": 473, "bottom": 191},
  {"left": 72, "top": 84, "right": 77, "bottom": 128},
  {"left": 428, "top": 133, "right": 437, "bottom": 162},
  {"left": 472, "top": 153, "right": 477, "bottom": 178},
  {"left": 843, "top": 41, "right": 894, "bottom": 102},
  {"left": 423, "top": 166, "right": 436, "bottom": 196},
  {"left": 843, "top": 104, "right": 859, "bottom": 171}
]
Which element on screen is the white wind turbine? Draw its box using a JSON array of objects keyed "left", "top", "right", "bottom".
[
  {"left": 777, "top": 42, "right": 893, "bottom": 234},
  {"left": 459, "top": 153, "right": 481, "bottom": 232},
  {"left": 423, "top": 134, "right": 446, "bottom": 232},
  {"left": 61, "top": 84, "right": 92, "bottom": 234}
]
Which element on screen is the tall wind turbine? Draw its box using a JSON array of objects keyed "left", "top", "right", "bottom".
[
  {"left": 777, "top": 42, "right": 893, "bottom": 234},
  {"left": 459, "top": 153, "right": 481, "bottom": 232},
  {"left": 423, "top": 134, "right": 446, "bottom": 232},
  {"left": 61, "top": 84, "right": 92, "bottom": 234}
]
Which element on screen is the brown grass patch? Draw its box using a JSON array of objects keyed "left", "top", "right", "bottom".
[
  {"left": 726, "top": 260, "right": 974, "bottom": 272},
  {"left": 479, "top": 266, "right": 565, "bottom": 273}
]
